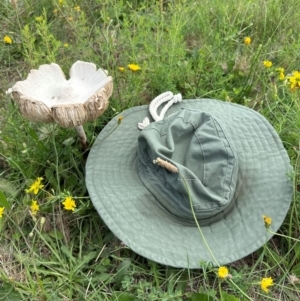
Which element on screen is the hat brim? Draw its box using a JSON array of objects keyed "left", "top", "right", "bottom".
[{"left": 85, "top": 99, "right": 292, "bottom": 268}]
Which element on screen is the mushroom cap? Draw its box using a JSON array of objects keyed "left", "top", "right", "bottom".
[{"left": 7, "top": 61, "right": 113, "bottom": 127}]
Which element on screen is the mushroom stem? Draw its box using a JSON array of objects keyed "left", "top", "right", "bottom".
[{"left": 75, "top": 125, "right": 88, "bottom": 149}]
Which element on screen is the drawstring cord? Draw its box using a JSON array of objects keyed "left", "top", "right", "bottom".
[{"left": 138, "top": 91, "right": 182, "bottom": 130}]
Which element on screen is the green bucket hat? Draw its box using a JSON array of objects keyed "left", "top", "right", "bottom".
[{"left": 85, "top": 92, "right": 293, "bottom": 268}]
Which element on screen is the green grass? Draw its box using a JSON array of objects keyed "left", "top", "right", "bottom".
[{"left": 1, "top": 0, "right": 300, "bottom": 300}]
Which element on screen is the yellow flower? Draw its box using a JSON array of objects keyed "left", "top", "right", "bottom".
[
  {"left": 25, "top": 177, "right": 44, "bottom": 195},
  {"left": 35, "top": 16, "right": 43, "bottom": 22},
  {"left": 62, "top": 196, "right": 76, "bottom": 211},
  {"left": 262, "top": 215, "right": 272, "bottom": 228},
  {"left": 263, "top": 60, "right": 273, "bottom": 68},
  {"left": 218, "top": 266, "right": 229, "bottom": 279},
  {"left": 276, "top": 68, "right": 285, "bottom": 80},
  {"left": 118, "top": 67, "right": 125, "bottom": 72},
  {"left": 118, "top": 116, "right": 123, "bottom": 125},
  {"left": 244, "top": 36, "right": 252, "bottom": 45},
  {"left": 260, "top": 277, "right": 274, "bottom": 293},
  {"left": 287, "top": 70, "right": 300, "bottom": 90},
  {"left": 0, "top": 207, "right": 4, "bottom": 218},
  {"left": 276, "top": 67, "right": 284, "bottom": 74},
  {"left": 3, "top": 35, "right": 12, "bottom": 44},
  {"left": 74, "top": 5, "right": 80, "bottom": 12},
  {"left": 128, "top": 64, "right": 141, "bottom": 71},
  {"left": 64, "top": 43, "right": 69, "bottom": 48},
  {"left": 59, "top": 0, "right": 64, "bottom": 5},
  {"left": 279, "top": 72, "right": 285, "bottom": 80},
  {"left": 30, "top": 200, "right": 39, "bottom": 216}
]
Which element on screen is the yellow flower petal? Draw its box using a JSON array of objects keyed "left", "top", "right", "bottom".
[
  {"left": 62, "top": 196, "right": 76, "bottom": 211},
  {"left": 262, "top": 215, "right": 272, "bottom": 228},
  {"left": 260, "top": 277, "right": 274, "bottom": 293},
  {"left": 287, "top": 70, "right": 300, "bottom": 90},
  {"left": 279, "top": 72, "right": 285, "bottom": 80},
  {"left": 118, "top": 116, "right": 123, "bottom": 125},
  {"left": 25, "top": 177, "right": 44, "bottom": 195},
  {"left": 30, "top": 200, "right": 39, "bottom": 216},
  {"left": 128, "top": 64, "right": 141, "bottom": 71},
  {"left": 3, "top": 35, "right": 12, "bottom": 44},
  {"left": 263, "top": 60, "right": 272, "bottom": 68},
  {"left": 218, "top": 266, "right": 229, "bottom": 279},
  {"left": 244, "top": 36, "right": 251, "bottom": 45},
  {"left": 35, "top": 16, "right": 43, "bottom": 22},
  {"left": 0, "top": 207, "right": 5, "bottom": 218}
]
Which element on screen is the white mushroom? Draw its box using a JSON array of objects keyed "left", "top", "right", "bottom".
[{"left": 6, "top": 61, "right": 113, "bottom": 148}]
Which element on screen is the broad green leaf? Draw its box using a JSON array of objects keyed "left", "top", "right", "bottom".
[
  {"left": 221, "top": 292, "right": 240, "bottom": 301},
  {"left": 94, "top": 264, "right": 107, "bottom": 273},
  {"left": 0, "top": 283, "right": 22, "bottom": 301},
  {"left": 282, "top": 288, "right": 300, "bottom": 301},
  {"left": 8, "top": 159, "right": 28, "bottom": 178},
  {"left": 41, "top": 232, "right": 55, "bottom": 243},
  {"left": 294, "top": 242, "right": 300, "bottom": 261},
  {"left": 111, "top": 292, "right": 136, "bottom": 301},
  {"left": 0, "top": 179, "right": 18, "bottom": 197},
  {"left": 62, "top": 137, "right": 75, "bottom": 146},
  {"left": 45, "top": 168, "right": 57, "bottom": 190},
  {"left": 0, "top": 190, "right": 10, "bottom": 208},
  {"left": 101, "top": 257, "right": 111, "bottom": 266},
  {"left": 48, "top": 230, "right": 64, "bottom": 240},
  {"left": 73, "top": 251, "right": 97, "bottom": 273},
  {"left": 98, "top": 272, "right": 114, "bottom": 283},
  {"left": 114, "top": 259, "right": 131, "bottom": 289},
  {"left": 187, "top": 293, "right": 214, "bottom": 301},
  {"left": 291, "top": 263, "right": 300, "bottom": 277},
  {"left": 27, "top": 267, "right": 65, "bottom": 277},
  {"left": 61, "top": 245, "right": 76, "bottom": 263}
]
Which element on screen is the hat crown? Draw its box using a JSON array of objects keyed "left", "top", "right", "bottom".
[{"left": 138, "top": 109, "right": 238, "bottom": 226}]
